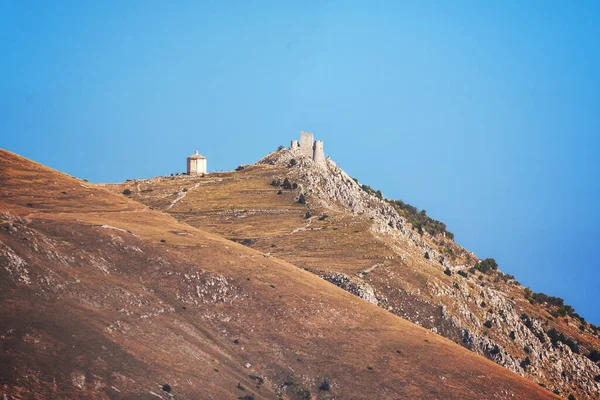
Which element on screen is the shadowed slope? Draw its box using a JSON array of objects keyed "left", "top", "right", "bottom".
[{"left": 0, "top": 149, "right": 558, "bottom": 399}]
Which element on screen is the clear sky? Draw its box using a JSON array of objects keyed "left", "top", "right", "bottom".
[{"left": 1, "top": 1, "right": 599, "bottom": 324}]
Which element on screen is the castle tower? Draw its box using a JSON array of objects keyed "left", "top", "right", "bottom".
[
  {"left": 187, "top": 150, "right": 207, "bottom": 175},
  {"left": 313, "top": 140, "right": 325, "bottom": 164},
  {"left": 299, "top": 131, "right": 314, "bottom": 158},
  {"left": 290, "top": 140, "right": 299, "bottom": 149}
]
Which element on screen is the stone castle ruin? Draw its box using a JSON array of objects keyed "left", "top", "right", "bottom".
[{"left": 290, "top": 131, "right": 325, "bottom": 163}]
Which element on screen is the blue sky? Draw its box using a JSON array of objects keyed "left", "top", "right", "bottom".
[{"left": 1, "top": 1, "right": 599, "bottom": 324}]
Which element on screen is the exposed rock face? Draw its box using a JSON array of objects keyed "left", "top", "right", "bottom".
[
  {"left": 258, "top": 149, "right": 600, "bottom": 399},
  {"left": 315, "top": 271, "right": 378, "bottom": 305}
]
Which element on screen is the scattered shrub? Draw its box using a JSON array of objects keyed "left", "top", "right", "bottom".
[
  {"left": 547, "top": 328, "right": 579, "bottom": 354},
  {"left": 282, "top": 178, "right": 293, "bottom": 189},
  {"left": 444, "top": 267, "right": 452, "bottom": 276},
  {"left": 122, "top": 189, "right": 132, "bottom": 195},
  {"left": 319, "top": 378, "right": 330, "bottom": 391},
  {"left": 568, "top": 395, "right": 576, "bottom": 400},
  {"left": 424, "top": 252, "right": 430, "bottom": 260},
  {"left": 304, "top": 211, "right": 312, "bottom": 219},
  {"left": 161, "top": 384, "right": 171, "bottom": 393},
  {"left": 277, "top": 145, "right": 284, "bottom": 151},
  {"left": 457, "top": 270, "right": 468, "bottom": 278},
  {"left": 509, "top": 331, "right": 516, "bottom": 340},
  {"left": 473, "top": 258, "right": 498, "bottom": 273},
  {"left": 296, "top": 389, "right": 311, "bottom": 400},
  {"left": 236, "top": 165, "right": 245, "bottom": 171},
  {"left": 237, "top": 382, "right": 245, "bottom": 391},
  {"left": 594, "top": 374, "right": 600, "bottom": 382},
  {"left": 160, "top": 239, "right": 166, "bottom": 243},
  {"left": 271, "top": 179, "right": 281, "bottom": 186},
  {"left": 484, "top": 320, "right": 493, "bottom": 329},
  {"left": 588, "top": 349, "right": 600, "bottom": 362},
  {"left": 298, "top": 194, "right": 306, "bottom": 204},
  {"left": 289, "top": 159, "right": 297, "bottom": 167},
  {"left": 277, "top": 190, "right": 282, "bottom": 195},
  {"left": 386, "top": 198, "right": 451, "bottom": 237},
  {"left": 319, "top": 214, "right": 329, "bottom": 221}
]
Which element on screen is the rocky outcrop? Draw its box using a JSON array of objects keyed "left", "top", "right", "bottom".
[
  {"left": 258, "top": 149, "right": 600, "bottom": 399},
  {"left": 315, "top": 271, "right": 378, "bottom": 305}
]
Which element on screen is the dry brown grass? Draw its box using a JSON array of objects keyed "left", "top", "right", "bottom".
[{"left": 0, "top": 149, "right": 560, "bottom": 399}]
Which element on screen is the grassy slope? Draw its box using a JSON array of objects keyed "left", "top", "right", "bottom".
[
  {"left": 0, "top": 149, "right": 561, "bottom": 399},
  {"left": 102, "top": 158, "right": 600, "bottom": 397}
]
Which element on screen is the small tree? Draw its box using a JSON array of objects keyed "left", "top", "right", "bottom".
[
  {"left": 474, "top": 258, "right": 498, "bottom": 273},
  {"left": 588, "top": 349, "right": 600, "bottom": 362},
  {"left": 289, "top": 159, "right": 297, "bottom": 167},
  {"left": 319, "top": 378, "right": 330, "bottom": 391},
  {"left": 282, "top": 178, "right": 292, "bottom": 189},
  {"left": 298, "top": 194, "right": 306, "bottom": 204}
]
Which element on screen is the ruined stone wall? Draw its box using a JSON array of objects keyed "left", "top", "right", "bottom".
[
  {"left": 313, "top": 140, "right": 325, "bottom": 164},
  {"left": 299, "top": 131, "right": 314, "bottom": 158}
]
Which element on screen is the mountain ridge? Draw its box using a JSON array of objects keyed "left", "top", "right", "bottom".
[
  {"left": 102, "top": 146, "right": 600, "bottom": 398},
  {"left": 1, "top": 147, "right": 561, "bottom": 399}
]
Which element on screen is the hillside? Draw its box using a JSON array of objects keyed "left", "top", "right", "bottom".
[
  {"left": 0, "top": 149, "right": 564, "bottom": 399},
  {"left": 103, "top": 146, "right": 600, "bottom": 399}
]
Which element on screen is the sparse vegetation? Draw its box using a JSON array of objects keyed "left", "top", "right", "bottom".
[
  {"left": 249, "top": 375, "right": 264, "bottom": 385},
  {"left": 547, "top": 328, "right": 579, "bottom": 354},
  {"left": 271, "top": 179, "right": 281, "bottom": 186},
  {"left": 319, "top": 378, "right": 330, "bottom": 391},
  {"left": 387, "top": 199, "right": 453, "bottom": 238},
  {"left": 473, "top": 258, "right": 498, "bottom": 273},
  {"left": 122, "top": 189, "right": 132, "bottom": 195},
  {"left": 587, "top": 349, "right": 600, "bottom": 362}
]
